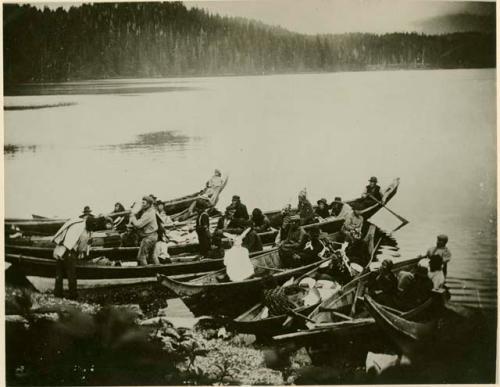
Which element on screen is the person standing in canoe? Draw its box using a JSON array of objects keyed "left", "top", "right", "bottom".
[
  {"left": 362, "top": 176, "right": 383, "bottom": 204},
  {"left": 52, "top": 217, "right": 92, "bottom": 299},
  {"left": 423, "top": 234, "right": 452, "bottom": 277},
  {"left": 206, "top": 169, "right": 224, "bottom": 198},
  {"left": 329, "top": 197, "right": 353, "bottom": 219},
  {"left": 298, "top": 189, "right": 315, "bottom": 225},
  {"left": 195, "top": 199, "right": 212, "bottom": 257},
  {"left": 129, "top": 195, "right": 160, "bottom": 266}
]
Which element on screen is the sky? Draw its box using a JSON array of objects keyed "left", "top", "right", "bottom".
[{"left": 30, "top": 0, "right": 495, "bottom": 34}]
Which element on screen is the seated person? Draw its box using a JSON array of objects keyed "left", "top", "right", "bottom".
[
  {"left": 342, "top": 210, "right": 364, "bottom": 243},
  {"left": 315, "top": 198, "right": 330, "bottom": 219},
  {"left": 368, "top": 259, "right": 398, "bottom": 306},
  {"left": 242, "top": 221, "right": 264, "bottom": 253},
  {"left": 330, "top": 197, "right": 353, "bottom": 219},
  {"left": 112, "top": 202, "right": 129, "bottom": 232},
  {"left": 278, "top": 215, "right": 308, "bottom": 267},
  {"left": 362, "top": 176, "right": 383, "bottom": 204},
  {"left": 396, "top": 265, "right": 433, "bottom": 310},
  {"left": 298, "top": 189, "right": 315, "bottom": 226},
  {"left": 296, "top": 226, "right": 328, "bottom": 265},
  {"left": 216, "top": 206, "right": 237, "bottom": 231},
  {"left": 273, "top": 205, "right": 293, "bottom": 245},
  {"left": 250, "top": 208, "right": 271, "bottom": 233},
  {"left": 205, "top": 230, "right": 225, "bottom": 259},
  {"left": 231, "top": 195, "right": 249, "bottom": 226}
]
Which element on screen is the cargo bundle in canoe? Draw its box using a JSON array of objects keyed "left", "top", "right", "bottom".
[
  {"left": 4, "top": 175, "right": 229, "bottom": 236},
  {"left": 157, "top": 248, "right": 332, "bottom": 318},
  {"left": 231, "top": 224, "right": 380, "bottom": 336},
  {"left": 272, "top": 255, "right": 440, "bottom": 346}
]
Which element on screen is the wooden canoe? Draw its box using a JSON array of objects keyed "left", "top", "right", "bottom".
[
  {"left": 157, "top": 248, "right": 332, "bottom": 318},
  {"left": 4, "top": 248, "right": 269, "bottom": 280},
  {"left": 272, "top": 255, "right": 423, "bottom": 344},
  {"left": 4, "top": 175, "right": 229, "bottom": 236},
  {"left": 231, "top": 224, "right": 380, "bottom": 337},
  {"left": 363, "top": 294, "right": 438, "bottom": 358},
  {"left": 5, "top": 174, "right": 399, "bottom": 259}
]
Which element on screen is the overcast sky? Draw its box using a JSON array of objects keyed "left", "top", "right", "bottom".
[{"left": 32, "top": 0, "right": 495, "bottom": 34}]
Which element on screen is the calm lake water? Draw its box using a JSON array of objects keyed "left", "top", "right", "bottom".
[{"left": 4, "top": 69, "right": 497, "bottom": 309}]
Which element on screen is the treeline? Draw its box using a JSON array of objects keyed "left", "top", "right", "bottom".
[{"left": 3, "top": 2, "right": 496, "bottom": 84}]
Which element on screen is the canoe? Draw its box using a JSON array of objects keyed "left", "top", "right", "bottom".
[
  {"left": 231, "top": 224, "right": 381, "bottom": 336},
  {"left": 363, "top": 294, "right": 438, "bottom": 358},
  {"left": 272, "top": 255, "right": 423, "bottom": 345},
  {"left": 4, "top": 248, "right": 269, "bottom": 281},
  {"left": 157, "top": 248, "right": 332, "bottom": 318},
  {"left": 4, "top": 175, "right": 229, "bottom": 236},
  {"left": 5, "top": 175, "right": 399, "bottom": 260}
]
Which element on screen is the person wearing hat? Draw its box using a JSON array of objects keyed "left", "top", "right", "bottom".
[
  {"left": 299, "top": 226, "right": 328, "bottom": 265},
  {"left": 424, "top": 234, "right": 452, "bottom": 277},
  {"left": 362, "top": 177, "right": 383, "bottom": 203},
  {"left": 315, "top": 198, "right": 330, "bottom": 220},
  {"left": 129, "top": 195, "right": 159, "bottom": 266},
  {"left": 298, "top": 189, "right": 315, "bottom": 226},
  {"left": 330, "top": 197, "right": 353, "bottom": 219},
  {"left": 79, "top": 206, "right": 95, "bottom": 219},
  {"left": 230, "top": 195, "right": 249, "bottom": 228},
  {"left": 195, "top": 198, "right": 212, "bottom": 257},
  {"left": 216, "top": 205, "right": 237, "bottom": 232},
  {"left": 279, "top": 214, "right": 308, "bottom": 267}
]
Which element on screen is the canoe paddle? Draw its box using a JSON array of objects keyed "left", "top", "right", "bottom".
[{"left": 368, "top": 194, "right": 409, "bottom": 226}]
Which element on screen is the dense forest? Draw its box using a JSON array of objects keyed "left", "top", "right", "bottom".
[{"left": 3, "top": 2, "right": 496, "bottom": 85}]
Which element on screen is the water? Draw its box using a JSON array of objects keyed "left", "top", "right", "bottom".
[{"left": 4, "top": 69, "right": 496, "bottom": 309}]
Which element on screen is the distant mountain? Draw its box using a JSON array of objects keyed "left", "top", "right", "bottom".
[
  {"left": 413, "top": 12, "right": 495, "bottom": 35},
  {"left": 3, "top": 2, "right": 496, "bottom": 86}
]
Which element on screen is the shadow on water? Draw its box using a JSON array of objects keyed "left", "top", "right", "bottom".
[
  {"left": 4, "top": 102, "right": 77, "bottom": 111},
  {"left": 99, "top": 130, "right": 201, "bottom": 153},
  {"left": 4, "top": 144, "right": 38, "bottom": 156}
]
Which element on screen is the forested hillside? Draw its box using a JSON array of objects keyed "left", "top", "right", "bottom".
[{"left": 3, "top": 2, "right": 496, "bottom": 84}]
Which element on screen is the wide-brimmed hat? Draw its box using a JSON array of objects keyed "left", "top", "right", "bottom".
[
  {"left": 79, "top": 206, "right": 92, "bottom": 218},
  {"left": 369, "top": 176, "right": 378, "bottom": 183},
  {"left": 317, "top": 198, "right": 328, "bottom": 206}
]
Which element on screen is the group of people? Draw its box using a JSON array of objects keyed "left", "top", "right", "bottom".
[{"left": 369, "top": 234, "right": 452, "bottom": 309}]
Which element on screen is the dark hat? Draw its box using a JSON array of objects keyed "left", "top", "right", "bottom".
[
  {"left": 334, "top": 197, "right": 342, "bottom": 202},
  {"left": 317, "top": 198, "right": 328, "bottom": 206},
  {"left": 437, "top": 234, "right": 448, "bottom": 242},
  {"left": 79, "top": 206, "right": 93, "bottom": 218},
  {"left": 232, "top": 195, "right": 240, "bottom": 201},
  {"left": 369, "top": 176, "right": 378, "bottom": 183}
]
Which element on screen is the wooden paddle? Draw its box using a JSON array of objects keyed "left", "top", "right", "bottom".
[{"left": 368, "top": 194, "right": 409, "bottom": 226}]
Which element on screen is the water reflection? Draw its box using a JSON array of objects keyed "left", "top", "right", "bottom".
[
  {"left": 6, "top": 82, "right": 202, "bottom": 96},
  {"left": 100, "top": 130, "right": 201, "bottom": 153}
]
